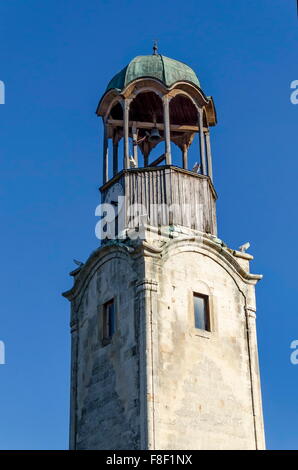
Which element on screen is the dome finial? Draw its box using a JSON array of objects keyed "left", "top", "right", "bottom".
[{"left": 153, "top": 40, "right": 158, "bottom": 55}]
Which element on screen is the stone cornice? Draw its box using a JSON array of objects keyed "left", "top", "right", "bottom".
[
  {"left": 136, "top": 279, "right": 158, "bottom": 293},
  {"left": 62, "top": 242, "right": 134, "bottom": 303},
  {"left": 62, "top": 233, "right": 262, "bottom": 305},
  {"left": 202, "top": 237, "right": 262, "bottom": 283},
  {"left": 160, "top": 235, "right": 263, "bottom": 286}
]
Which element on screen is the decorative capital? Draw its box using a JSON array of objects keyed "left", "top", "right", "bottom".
[
  {"left": 136, "top": 279, "right": 158, "bottom": 293},
  {"left": 162, "top": 94, "right": 171, "bottom": 104}
]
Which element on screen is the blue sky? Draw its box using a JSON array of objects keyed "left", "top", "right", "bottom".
[{"left": 0, "top": 0, "right": 297, "bottom": 450}]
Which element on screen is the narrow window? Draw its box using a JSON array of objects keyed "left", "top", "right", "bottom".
[
  {"left": 103, "top": 299, "right": 115, "bottom": 343},
  {"left": 193, "top": 293, "right": 210, "bottom": 331}
]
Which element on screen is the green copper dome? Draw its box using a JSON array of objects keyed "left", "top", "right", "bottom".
[{"left": 106, "top": 54, "right": 200, "bottom": 91}]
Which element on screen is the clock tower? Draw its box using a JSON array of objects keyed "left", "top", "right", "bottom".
[{"left": 63, "top": 48, "right": 265, "bottom": 450}]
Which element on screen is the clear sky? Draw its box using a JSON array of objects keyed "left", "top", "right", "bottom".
[{"left": 0, "top": 0, "right": 297, "bottom": 450}]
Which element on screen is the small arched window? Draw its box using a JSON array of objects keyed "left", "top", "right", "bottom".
[{"left": 193, "top": 293, "right": 210, "bottom": 331}]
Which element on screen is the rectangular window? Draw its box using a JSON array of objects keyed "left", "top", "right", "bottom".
[
  {"left": 103, "top": 299, "right": 115, "bottom": 343},
  {"left": 193, "top": 293, "right": 210, "bottom": 331}
]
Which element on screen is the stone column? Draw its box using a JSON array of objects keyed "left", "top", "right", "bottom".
[
  {"left": 123, "top": 99, "right": 131, "bottom": 169},
  {"left": 136, "top": 278, "right": 158, "bottom": 450},
  {"left": 102, "top": 119, "right": 109, "bottom": 184},
  {"left": 132, "top": 123, "right": 139, "bottom": 167},
  {"left": 205, "top": 130, "right": 213, "bottom": 182},
  {"left": 112, "top": 130, "right": 119, "bottom": 176},
  {"left": 182, "top": 144, "right": 188, "bottom": 169},
  {"left": 162, "top": 95, "right": 172, "bottom": 164},
  {"left": 199, "top": 109, "right": 207, "bottom": 175}
]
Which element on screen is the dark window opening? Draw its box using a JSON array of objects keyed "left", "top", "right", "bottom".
[
  {"left": 193, "top": 293, "right": 210, "bottom": 331},
  {"left": 103, "top": 299, "right": 115, "bottom": 343}
]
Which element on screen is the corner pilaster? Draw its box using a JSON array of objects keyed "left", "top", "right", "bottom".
[
  {"left": 245, "top": 306, "right": 266, "bottom": 449},
  {"left": 136, "top": 279, "right": 158, "bottom": 450}
]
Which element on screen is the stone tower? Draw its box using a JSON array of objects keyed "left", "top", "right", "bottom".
[{"left": 63, "top": 49, "right": 265, "bottom": 450}]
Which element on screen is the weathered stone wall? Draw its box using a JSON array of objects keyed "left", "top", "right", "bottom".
[
  {"left": 144, "top": 239, "right": 265, "bottom": 449},
  {"left": 65, "top": 233, "right": 265, "bottom": 450},
  {"left": 70, "top": 249, "right": 142, "bottom": 450}
]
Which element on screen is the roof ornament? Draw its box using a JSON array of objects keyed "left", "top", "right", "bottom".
[{"left": 152, "top": 40, "right": 158, "bottom": 55}]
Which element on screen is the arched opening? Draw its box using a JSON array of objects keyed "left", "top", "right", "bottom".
[
  {"left": 130, "top": 91, "right": 163, "bottom": 123},
  {"left": 110, "top": 101, "right": 123, "bottom": 120},
  {"left": 169, "top": 94, "right": 198, "bottom": 125},
  {"left": 100, "top": 87, "right": 214, "bottom": 184},
  {"left": 169, "top": 94, "right": 199, "bottom": 170},
  {"left": 130, "top": 91, "right": 165, "bottom": 167},
  {"left": 107, "top": 101, "right": 124, "bottom": 177}
]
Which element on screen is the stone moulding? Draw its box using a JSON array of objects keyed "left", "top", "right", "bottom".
[
  {"left": 62, "top": 244, "right": 134, "bottom": 307},
  {"left": 136, "top": 279, "right": 158, "bottom": 293},
  {"left": 62, "top": 233, "right": 262, "bottom": 312}
]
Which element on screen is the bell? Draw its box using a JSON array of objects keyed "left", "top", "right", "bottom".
[{"left": 148, "top": 127, "right": 161, "bottom": 142}]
